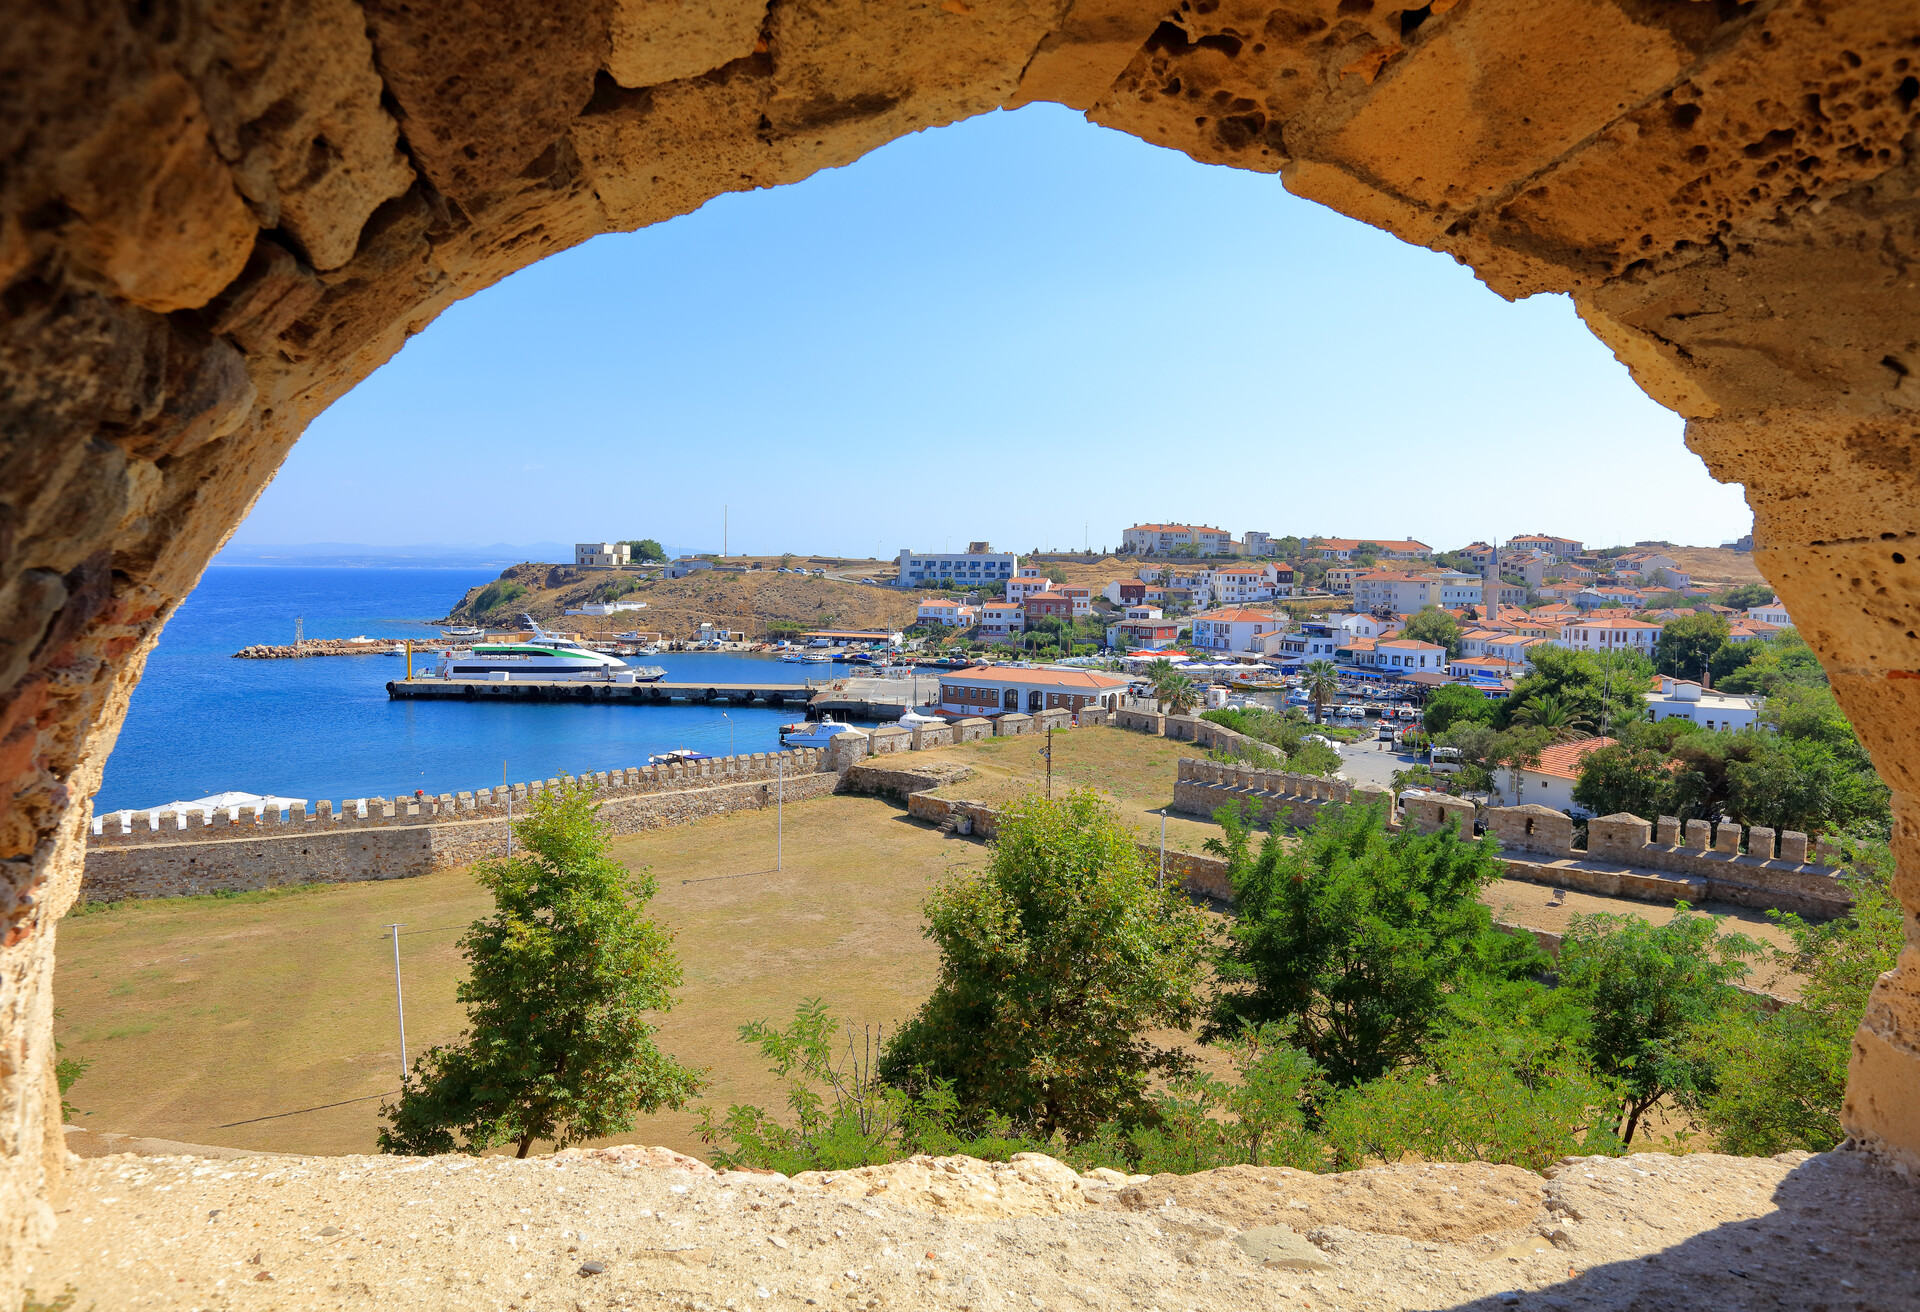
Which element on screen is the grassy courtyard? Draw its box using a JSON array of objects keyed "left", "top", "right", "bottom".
[
  {"left": 55, "top": 725, "right": 1804, "bottom": 1162},
  {"left": 55, "top": 794, "right": 981, "bottom": 1160}
]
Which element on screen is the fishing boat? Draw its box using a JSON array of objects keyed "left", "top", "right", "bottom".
[
  {"left": 802, "top": 653, "right": 834, "bottom": 664},
  {"left": 780, "top": 652, "right": 811, "bottom": 663},
  {"left": 439, "top": 625, "right": 484, "bottom": 639}
]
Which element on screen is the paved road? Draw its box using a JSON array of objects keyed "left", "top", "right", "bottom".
[{"left": 1334, "top": 734, "right": 1426, "bottom": 789}]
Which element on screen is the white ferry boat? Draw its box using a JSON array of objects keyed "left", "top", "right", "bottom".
[{"left": 431, "top": 616, "right": 665, "bottom": 682}]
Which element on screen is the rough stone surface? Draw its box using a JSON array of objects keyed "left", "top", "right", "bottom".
[
  {"left": 6, "top": 0, "right": 1920, "bottom": 1301},
  {"left": 791, "top": 1152, "right": 1088, "bottom": 1219},
  {"left": 24, "top": 1148, "right": 1920, "bottom": 1310}
]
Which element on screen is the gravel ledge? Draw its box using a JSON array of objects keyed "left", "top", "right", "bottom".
[{"left": 25, "top": 1148, "right": 1920, "bottom": 1310}]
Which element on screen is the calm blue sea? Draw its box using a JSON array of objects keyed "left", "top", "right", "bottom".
[{"left": 96, "top": 567, "right": 824, "bottom": 812}]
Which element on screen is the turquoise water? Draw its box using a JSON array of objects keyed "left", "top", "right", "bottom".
[{"left": 96, "top": 567, "right": 822, "bottom": 811}]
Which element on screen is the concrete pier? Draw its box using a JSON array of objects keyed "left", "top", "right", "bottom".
[{"left": 386, "top": 678, "right": 814, "bottom": 706}]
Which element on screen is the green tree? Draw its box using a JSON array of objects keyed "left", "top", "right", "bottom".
[
  {"left": 1204, "top": 800, "right": 1537, "bottom": 1085},
  {"left": 1044, "top": 566, "right": 1068, "bottom": 584},
  {"left": 1353, "top": 541, "right": 1384, "bottom": 567},
  {"left": 1718, "top": 630, "right": 1827, "bottom": 696},
  {"left": 1654, "top": 613, "right": 1731, "bottom": 680},
  {"left": 1572, "top": 741, "right": 1674, "bottom": 819},
  {"left": 1685, "top": 839, "right": 1902, "bottom": 1152},
  {"left": 379, "top": 784, "right": 702, "bottom": 1157},
  {"left": 1556, "top": 909, "right": 1763, "bottom": 1145},
  {"left": 1159, "top": 671, "right": 1200, "bottom": 716},
  {"left": 1719, "top": 583, "right": 1775, "bottom": 611},
  {"left": 1422, "top": 683, "right": 1494, "bottom": 736},
  {"left": 1509, "top": 693, "right": 1592, "bottom": 744},
  {"left": 1501, "top": 646, "right": 1650, "bottom": 737},
  {"left": 622, "top": 538, "right": 667, "bottom": 563},
  {"left": 880, "top": 792, "right": 1209, "bottom": 1140},
  {"left": 1402, "top": 605, "right": 1464, "bottom": 658},
  {"left": 1300, "top": 659, "right": 1339, "bottom": 725}
]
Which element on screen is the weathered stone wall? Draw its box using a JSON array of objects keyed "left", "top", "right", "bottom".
[
  {"left": 81, "top": 769, "right": 843, "bottom": 902},
  {"left": 5, "top": 0, "right": 1920, "bottom": 1293}
]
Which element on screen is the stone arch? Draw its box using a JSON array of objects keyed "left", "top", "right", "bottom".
[{"left": 2, "top": 0, "right": 1919, "bottom": 1293}]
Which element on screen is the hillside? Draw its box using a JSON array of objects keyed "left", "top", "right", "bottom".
[
  {"left": 1665, "top": 545, "right": 1768, "bottom": 586},
  {"left": 447, "top": 558, "right": 916, "bottom": 639}
]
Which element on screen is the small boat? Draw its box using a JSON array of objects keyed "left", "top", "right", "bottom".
[
  {"left": 780, "top": 652, "right": 810, "bottom": 663},
  {"left": 802, "top": 653, "right": 834, "bottom": 664},
  {"left": 440, "top": 625, "right": 484, "bottom": 639},
  {"left": 649, "top": 749, "right": 713, "bottom": 765},
  {"left": 781, "top": 718, "right": 862, "bottom": 749}
]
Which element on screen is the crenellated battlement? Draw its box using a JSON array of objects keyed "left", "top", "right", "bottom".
[{"left": 87, "top": 747, "right": 825, "bottom": 846}]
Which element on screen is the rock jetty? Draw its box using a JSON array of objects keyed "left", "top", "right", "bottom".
[{"left": 230, "top": 639, "right": 398, "bottom": 659}]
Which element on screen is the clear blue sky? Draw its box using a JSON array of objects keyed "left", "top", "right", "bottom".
[{"left": 234, "top": 103, "right": 1751, "bottom": 559}]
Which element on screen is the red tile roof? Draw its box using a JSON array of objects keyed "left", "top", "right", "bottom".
[
  {"left": 1530, "top": 736, "right": 1617, "bottom": 780},
  {"left": 944, "top": 667, "right": 1132, "bottom": 690}
]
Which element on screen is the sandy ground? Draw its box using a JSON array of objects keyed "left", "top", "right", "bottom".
[{"left": 27, "top": 1146, "right": 1918, "bottom": 1311}]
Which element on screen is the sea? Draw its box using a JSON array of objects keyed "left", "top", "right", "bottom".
[{"left": 95, "top": 567, "right": 835, "bottom": 813}]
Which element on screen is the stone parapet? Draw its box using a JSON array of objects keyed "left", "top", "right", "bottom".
[
  {"left": 88, "top": 747, "right": 825, "bottom": 846},
  {"left": 82, "top": 770, "right": 841, "bottom": 903}
]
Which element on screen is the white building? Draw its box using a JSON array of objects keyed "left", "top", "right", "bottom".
[
  {"left": 895, "top": 546, "right": 1019, "bottom": 589},
  {"left": 1645, "top": 675, "right": 1761, "bottom": 732},
  {"left": 1493, "top": 737, "right": 1615, "bottom": 813},
  {"left": 1352, "top": 571, "right": 1439, "bottom": 615},
  {"left": 564, "top": 600, "right": 648, "bottom": 616},
  {"left": 1746, "top": 601, "right": 1791, "bottom": 626},
  {"left": 936, "top": 666, "right": 1132, "bottom": 716},
  {"left": 977, "top": 601, "right": 1024, "bottom": 639},
  {"left": 575, "top": 542, "right": 631, "bottom": 567},
  {"left": 1006, "top": 566, "right": 1055, "bottom": 603},
  {"left": 1208, "top": 567, "right": 1279, "bottom": 605},
  {"left": 917, "top": 599, "right": 979, "bottom": 627},
  {"left": 1351, "top": 637, "right": 1447, "bottom": 675},
  {"left": 1121, "top": 523, "right": 1233, "bottom": 556},
  {"left": 1432, "top": 570, "right": 1484, "bottom": 609},
  {"left": 1190, "top": 608, "right": 1285, "bottom": 653},
  {"left": 1559, "top": 617, "right": 1661, "bottom": 655},
  {"left": 1242, "top": 530, "right": 1274, "bottom": 557}
]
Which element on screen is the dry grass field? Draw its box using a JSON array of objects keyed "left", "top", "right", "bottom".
[
  {"left": 54, "top": 794, "right": 981, "bottom": 1161},
  {"left": 55, "top": 728, "right": 1801, "bottom": 1163},
  {"left": 917, "top": 726, "right": 1225, "bottom": 851}
]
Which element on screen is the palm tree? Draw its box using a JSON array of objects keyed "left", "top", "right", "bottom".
[
  {"left": 1511, "top": 693, "right": 1593, "bottom": 744},
  {"left": 1144, "top": 657, "right": 1179, "bottom": 710},
  {"left": 1300, "top": 659, "right": 1339, "bottom": 725},
  {"left": 1161, "top": 672, "right": 1200, "bottom": 717}
]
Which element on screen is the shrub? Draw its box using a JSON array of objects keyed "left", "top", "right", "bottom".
[
  {"left": 879, "top": 792, "right": 1210, "bottom": 1140},
  {"left": 378, "top": 783, "right": 701, "bottom": 1156}
]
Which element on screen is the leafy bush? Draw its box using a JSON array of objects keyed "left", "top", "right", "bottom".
[
  {"left": 1204, "top": 800, "right": 1539, "bottom": 1085},
  {"left": 697, "top": 1000, "right": 1048, "bottom": 1173},
  {"left": 1683, "top": 839, "right": 1904, "bottom": 1152},
  {"left": 379, "top": 783, "right": 701, "bottom": 1157},
  {"left": 879, "top": 792, "right": 1210, "bottom": 1141}
]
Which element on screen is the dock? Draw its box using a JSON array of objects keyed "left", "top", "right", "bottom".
[{"left": 387, "top": 678, "right": 817, "bottom": 707}]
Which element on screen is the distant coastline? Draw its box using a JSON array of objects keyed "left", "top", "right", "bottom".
[{"left": 214, "top": 541, "right": 705, "bottom": 569}]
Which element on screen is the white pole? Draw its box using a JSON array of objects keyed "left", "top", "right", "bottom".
[
  {"left": 1159, "top": 812, "right": 1167, "bottom": 888},
  {"left": 777, "top": 753, "right": 784, "bottom": 870},
  {"left": 389, "top": 924, "right": 409, "bottom": 1079}
]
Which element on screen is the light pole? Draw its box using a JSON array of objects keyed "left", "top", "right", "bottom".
[
  {"left": 388, "top": 924, "right": 408, "bottom": 1080},
  {"left": 720, "top": 710, "right": 734, "bottom": 758},
  {"left": 776, "top": 752, "right": 784, "bottom": 871}
]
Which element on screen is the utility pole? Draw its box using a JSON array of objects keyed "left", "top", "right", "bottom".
[
  {"left": 1159, "top": 811, "right": 1167, "bottom": 889},
  {"left": 776, "top": 752, "right": 784, "bottom": 870},
  {"left": 1044, "top": 727, "right": 1054, "bottom": 798},
  {"left": 724, "top": 504, "right": 728, "bottom": 560},
  {"left": 503, "top": 761, "right": 512, "bottom": 859},
  {"left": 388, "top": 924, "right": 408, "bottom": 1080}
]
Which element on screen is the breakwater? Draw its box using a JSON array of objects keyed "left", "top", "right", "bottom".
[{"left": 233, "top": 639, "right": 401, "bottom": 658}]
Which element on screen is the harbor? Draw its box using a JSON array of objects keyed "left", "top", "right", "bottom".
[{"left": 386, "top": 671, "right": 946, "bottom": 721}]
